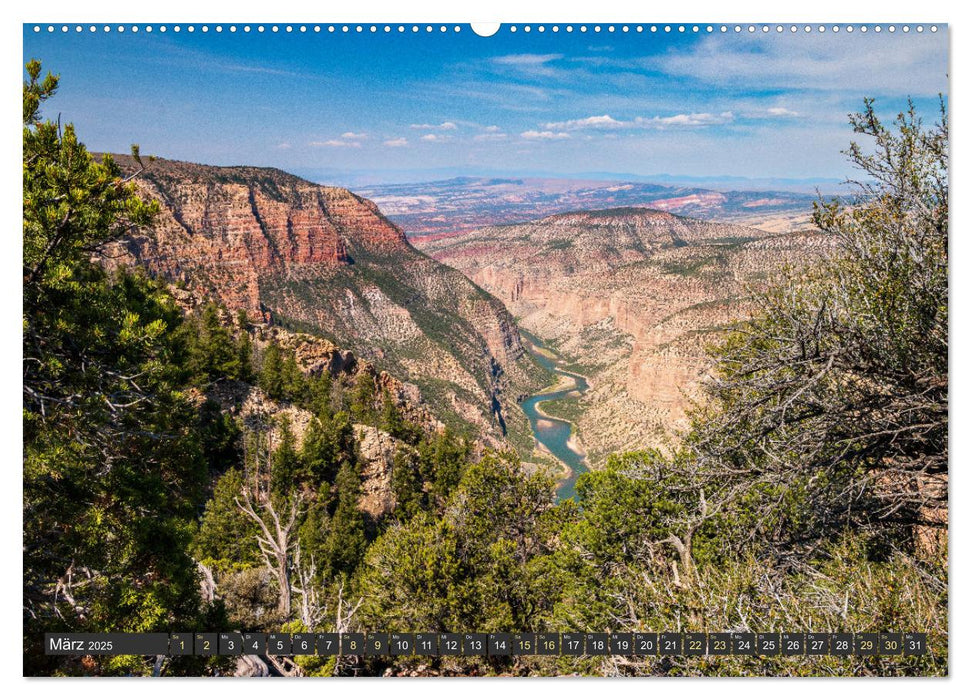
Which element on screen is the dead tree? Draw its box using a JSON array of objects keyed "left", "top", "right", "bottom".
[
  {"left": 292, "top": 545, "right": 327, "bottom": 630},
  {"left": 237, "top": 490, "right": 303, "bottom": 620},
  {"left": 236, "top": 412, "right": 304, "bottom": 620}
]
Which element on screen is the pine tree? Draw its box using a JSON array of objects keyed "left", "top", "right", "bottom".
[
  {"left": 259, "top": 341, "right": 284, "bottom": 399},
  {"left": 281, "top": 350, "right": 306, "bottom": 401},
  {"left": 391, "top": 446, "right": 423, "bottom": 519},
  {"left": 184, "top": 302, "right": 242, "bottom": 383},
  {"left": 235, "top": 310, "right": 254, "bottom": 383},
  {"left": 23, "top": 60, "right": 209, "bottom": 673},
  {"left": 324, "top": 460, "right": 368, "bottom": 577},
  {"left": 271, "top": 417, "right": 304, "bottom": 495},
  {"left": 194, "top": 468, "right": 261, "bottom": 571},
  {"left": 350, "top": 373, "right": 378, "bottom": 424}
]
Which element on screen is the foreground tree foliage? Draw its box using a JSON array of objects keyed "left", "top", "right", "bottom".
[
  {"left": 682, "top": 99, "right": 949, "bottom": 556},
  {"left": 23, "top": 60, "right": 223, "bottom": 675}
]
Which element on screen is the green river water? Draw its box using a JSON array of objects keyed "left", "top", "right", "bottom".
[{"left": 519, "top": 331, "right": 590, "bottom": 500}]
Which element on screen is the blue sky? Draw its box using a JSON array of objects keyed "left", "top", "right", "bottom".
[{"left": 23, "top": 24, "right": 948, "bottom": 184}]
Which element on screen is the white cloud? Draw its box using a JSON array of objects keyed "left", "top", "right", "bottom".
[
  {"left": 383, "top": 137, "right": 408, "bottom": 147},
  {"left": 520, "top": 130, "right": 571, "bottom": 140},
  {"left": 766, "top": 107, "right": 800, "bottom": 118},
  {"left": 276, "top": 142, "right": 291, "bottom": 149},
  {"left": 637, "top": 111, "right": 734, "bottom": 128},
  {"left": 492, "top": 53, "right": 563, "bottom": 67},
  {"left": 489, "top": 53, "right": 565, "bottom": 79},
  {"left": 544, "top": 114, "right": 625, "bottom": 131},
  {"left": 650, "top": 32, "right": 948, "bottom": 96},
  {"left": 420, "top": 133, "right": 452, "bottom": 142},
  {"left": 410, "top": 121, "right": 458, "bottom": 130},
  {"left": 537, "top": 112, "right": 734, "bottom": 134},
  {"left": 341, "top": 131, "right": 367, "bottom": 139},
  {"left": 483, "top": 125, "right": 501, "bottom": 132},
  {"left": 310, "top": 139, "right": 361, "bottom": 148}
]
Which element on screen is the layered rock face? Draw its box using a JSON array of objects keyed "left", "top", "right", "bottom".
[
  {"left": 418, "top": 207, "right": 835, "bottom": 464},
  {"left": 110, "top": 157, "right": 402, "bottom": 318},
  {"left": 105, "top": 156, "right": 547, "bottom": 453}
]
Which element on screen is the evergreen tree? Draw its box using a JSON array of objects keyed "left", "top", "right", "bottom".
[
  {"left": 258, "top": 341, "right": 284, "bottom": 398},
  {"left": 305, "top": 371, "right": 333, "bottom": 419},
  {"left": 281, "top": 349, "right": 306, "bottom": 401},
  {"left": 297, "top": 493, "right": 332, "bottom": 585},
  {"left": 301, "top": 417, "right": 337, "bottom": 485},
  {"left": 23, "top": 60, "right": 209, "bottom": 673},
  {"left": 235, "top": 310, "right": 255, "bottom": 383},
  {"left": 184, "top": 302, "right": 243, "bottom": 383},
  {"left": 380, "top": 388, "right": 422, "bottom": 443},
  {"left": 324, "top": 460, "right": 368, "bottom": 577},
  {"left": 271, "top": 417, "right": 304, "bottom": 495},
  {"left": 390, "top": 446, "right": 424, "bottom": 520},
  {"left": 194, "top": 468, "right": 261, "bottom": 571},
  {"left": 418, "top": 428, "right": 470, "bottom": 503},
  {"left": 350, "top": 372, "right": 378, "bottom": 424}
]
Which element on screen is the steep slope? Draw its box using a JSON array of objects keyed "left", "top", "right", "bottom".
[
  {"left": 103, "top": 155, "right": 548, "bottom": 452},
  {"left": 418, "top": 207, "right": 836, "bottom": 463}
]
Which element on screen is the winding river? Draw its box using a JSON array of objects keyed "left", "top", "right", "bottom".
[{"left": 519, "top": 331, "right": 590, "bottom": 500}]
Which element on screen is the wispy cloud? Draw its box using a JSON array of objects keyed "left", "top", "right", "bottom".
[
  {"left": 341, "top": 131, "right": 368, "bottom": 139},
  {"left": 383, "top": 137, "right": 408, "bottom": 147},
  {"left": 650, "top": 33, "right": 948, "bottom": 95},
  {"left": 521, "top": 130, "right": 571, "bottom": 140},
  {"left": 490, "top": 53, "right": 565, "bottom": 79},
  {"left": 474, "top": 132, "right": 508, "bottom": 142},
  {"left": 492, "top": 53, "right": 563, "bottom": 67},
  {"left": 766, "top": 107, "right": 800, "bottom": 117},
  {"left": 310, "top": 139, "right": 361, "bottom": 148},
  {"left": 410, "top": 121, "right": 458, "bottom": 130}
]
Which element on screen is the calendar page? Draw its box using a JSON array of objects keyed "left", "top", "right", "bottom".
[{"left": 21, "top": 19, "right": 948, "bottom": 678}]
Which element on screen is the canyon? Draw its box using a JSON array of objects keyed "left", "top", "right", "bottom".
[
  {"left": 103, "top": 154, "right": 832, "bottom": 479},
  {"left": 417, "top": 207, "right": 836, "bottom": 465}
]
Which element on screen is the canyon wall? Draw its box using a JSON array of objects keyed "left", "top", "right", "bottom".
[
  {"left": 418, "top": 208, "right": 835, "bottom": 464},
  {"left": 103, "top": 155, "right": 548, "bottom": 453}
]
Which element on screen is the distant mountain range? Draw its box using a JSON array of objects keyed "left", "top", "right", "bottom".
[
  {"left": 295, "top": 167, "right": 848, "bottom": 194},
  {"left": 356, "top": 176, "right": 832, "bottom": 239}
]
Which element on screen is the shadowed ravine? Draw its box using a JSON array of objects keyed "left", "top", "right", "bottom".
[{"left": 519, "top": 331, "right": 590, "bottom": 500}]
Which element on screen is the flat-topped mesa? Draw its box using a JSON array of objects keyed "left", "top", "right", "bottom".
[
  {"left": 103, "top": 155, "right": 407, "bottom": 316},
  {"left": 529, "top": 207, "right": 753, "bottom": 246},
  {"left": 538, "top": 206, "right": 678, "bottom": 224}
]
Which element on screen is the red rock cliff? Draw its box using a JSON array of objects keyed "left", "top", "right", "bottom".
[{"left": 107, "top": 156, "right": 406, "bottom": 317}]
